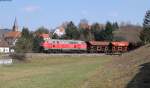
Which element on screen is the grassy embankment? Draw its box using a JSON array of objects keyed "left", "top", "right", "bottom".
[{"left": 82, "top": 44, "right": 150, "bottom": 88}]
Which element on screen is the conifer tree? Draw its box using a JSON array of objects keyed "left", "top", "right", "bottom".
[
  {"left": 35, "top": 26, "right": 49, "bottom": 35},
  {"left": 15, "top": 27, "right": 33, "bottom": 53},
  {"left": 104, "top": 22, "right": 114, "bottom": 41},
  {"left": 140, "top": 10, "right": 150, "bottom": 44},
  {"left": 65, "top": 21, "right": 80, "bottom": 39}
]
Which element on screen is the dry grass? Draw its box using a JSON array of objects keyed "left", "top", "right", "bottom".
[{"left": 82, "top": 44, "right": 150, "bottom": 88}]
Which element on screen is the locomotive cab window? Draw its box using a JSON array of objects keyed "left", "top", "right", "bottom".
[{"left": 56, "top": 41, "right": 59, "bottom": 44}]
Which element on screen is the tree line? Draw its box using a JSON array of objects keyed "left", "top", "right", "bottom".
[
  {"left": 15, "top": 27, "right": 49, "bottom": 53},
  {"left": 15, "top": 9, "right": 150, "bottom": 53},
  {"left": 15, "top": 21, "right": 119, "bottom": 53},
  {"left": 54, "top": 21, "right": 119, "bottom": 41}
]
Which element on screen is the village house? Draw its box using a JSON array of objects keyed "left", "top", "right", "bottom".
[
  {"left": 53, "top": 26, "right": 65, "bottom": 37},
  {"left": 0, "top": 39, "right": 9, "bottom": 53},
  {"left": 4, "top": 18, "right": 21, "bottom": 46}
]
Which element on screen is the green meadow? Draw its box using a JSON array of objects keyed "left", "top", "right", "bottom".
[{"left": 0, "top": 56, "right": 112, "bottom": 88}]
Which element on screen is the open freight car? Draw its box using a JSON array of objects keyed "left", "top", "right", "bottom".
[
  {"left": 109, "top": 41, "right": 129, "bottom": 53},
  {"left": 86, "top": 41, "right": 110, "bottom": 53}
]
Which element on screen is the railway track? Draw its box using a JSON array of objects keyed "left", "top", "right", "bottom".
[
  {"left": 26, "top": 53, "right": 107, "bottom": 58},
  {"left": 9, "top": 53, "right": 121, "bottom": 60}
]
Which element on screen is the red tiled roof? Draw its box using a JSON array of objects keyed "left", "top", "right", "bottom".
[
  {"left": 0, "top": 40, "right": 9, "bottom": 47},
  {"left": 39, "top": 34, "right": 50, "bottom": 38},
  {"left": 5, "top": 31, "right": 21, "bottom": 38}
]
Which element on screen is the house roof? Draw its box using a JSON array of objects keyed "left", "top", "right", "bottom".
[
  {"left": 39, "top": 34, "right": 50, "bottom": 38},
  {"left": 5, "top": 31, "right": 21, "bottom": 39},
  {"left": 0, "top": 39, "right": 9, "bottom": 47}
]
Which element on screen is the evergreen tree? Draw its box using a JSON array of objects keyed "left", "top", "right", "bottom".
[
  {"left": 140, "top": 10, "right": 150, "bottom": 44},
  {"left": 65, "top": 21, "right": 80, "bottom": 39},
  {"left": 35, "top": 26, "right": 49, "bottom": 35},
  {"left": 80, "top": 28, "right": 94, "bottom": 41},
  {"left": 32, "top": 35, "right": 41, "bottom": 53},
  {"left": 31, "top": 27, "right": 50, "bottom": 52},
  {"left": 21, "top": 27, "right": 30, "bottom": 38},
  {"left": 91, "top": 23, "right": 103, "bottom": 40},
  {"left": 91, "top": 23, "right": 101, "bottom": 33},
  {"left": 143, "top": 10, "right": 150, "bottom": 28},
  {"left": 15, "top": 27, "right": 33, "bottom": 53},
  {"left": 104, "top": 22, "right": 114, "bottom": 41},
  {"left": 112, "top": 22, "right": 119, "bottom": 31}
]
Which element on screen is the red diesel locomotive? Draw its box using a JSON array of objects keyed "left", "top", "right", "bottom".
[
  {"left": 38, "top": 34, "right": 129, "bottom": 53},
  {"left": 39, "top": 34, "right": 87, "bottom": 53}
]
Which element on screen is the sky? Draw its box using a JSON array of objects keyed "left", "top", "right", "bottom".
[{"left": 0, "top": 0, "right": 150, "bottom": 30}]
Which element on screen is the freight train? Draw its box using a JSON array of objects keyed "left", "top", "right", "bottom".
[{"left": 38, "top": 34, "right": 129, "bottom": 54}]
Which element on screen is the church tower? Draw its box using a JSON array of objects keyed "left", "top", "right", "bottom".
[{"left": 12, "top": 18, "right": 19, "bottom": 32}]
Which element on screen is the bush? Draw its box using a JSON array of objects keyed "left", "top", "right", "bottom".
[{"left": 10, "top": 53, "right": 26, "bottom": 61}]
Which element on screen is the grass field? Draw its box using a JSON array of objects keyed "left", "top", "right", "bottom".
[
  {"left": 1, "top": 45, "right": 149, "bottom": 88},
  {"left": 0, "top": 56, "right": 112, "bottom": 88}
]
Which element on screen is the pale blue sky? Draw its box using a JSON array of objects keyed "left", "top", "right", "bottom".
[{"left": 0, "top": 0, "right": 150, "bottom": 30}]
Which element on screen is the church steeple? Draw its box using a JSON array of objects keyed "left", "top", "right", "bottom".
[{"left": 12, "top": 17, "right": 19, "bottom": 31}]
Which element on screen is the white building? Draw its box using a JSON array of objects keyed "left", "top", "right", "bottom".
[
  {"left": 53, "top": 27, "right": 65, "bottom": 37},
  {"left": 0, "top": 40, "right": 10, "bottom": 53}
]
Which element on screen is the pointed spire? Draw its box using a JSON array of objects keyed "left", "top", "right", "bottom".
[{"left": 12, "top": 17, "right": 19, "bottom": 31}]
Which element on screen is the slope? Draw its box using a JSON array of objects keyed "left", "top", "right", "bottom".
[{"left": 82, "top": 44, "right": 150, "bottom": 88}]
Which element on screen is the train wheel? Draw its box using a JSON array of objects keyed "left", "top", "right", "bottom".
[
  {"left": 39, "top": 47, "right": 45, "bottom": 53},
  {"left": 48, "top": 49, "right": 52, "bottom": 53}
]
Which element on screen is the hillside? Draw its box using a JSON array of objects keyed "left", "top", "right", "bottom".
[
  {"left": 114, "top": 25, "right": 142, "bottom": 43},
  {"left": 82, "top": 44, "right": 150, "bottom": 88},
  {"left": 123, "top": 44, "right": 150, "bottom": 88}
]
